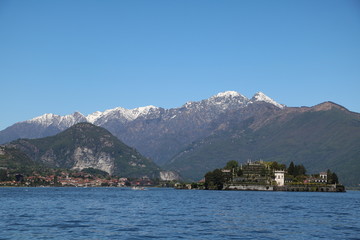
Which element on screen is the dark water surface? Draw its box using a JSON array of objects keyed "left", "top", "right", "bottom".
[{"left": 0, "top": 188, "right": 359, "bottom": 239}]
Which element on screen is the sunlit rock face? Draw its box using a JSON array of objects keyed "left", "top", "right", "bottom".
[
  {"left": 71, "top": 147, "right": 114, "bottom": 175},
  {"left": 159, "top": 171, "right": 181, "bottom": 181}
]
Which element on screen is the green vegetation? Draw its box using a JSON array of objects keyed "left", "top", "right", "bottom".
[
  {"left": 9, "top": 123, "right": 160, "bottom": 178},
  {"left": 224, "top": 160, "right": 238, "bottom": 170},
  {"left": 166, "top": 107, "right": 360, "bottom": 186},
  {"left": 327, "top": 169, "right": 339, "bottom": 184},
  {"left": 204, "top": 160, "right": 341, "bottom": 190},
  {"left": 287, "top": 161, "right": 306, "bottom": 177},
  {"left": 205, "top": 169, "right": 225, "bottom": 190},
  {"left": 80, "top": 168, "right": 109, "bottom": 177}
]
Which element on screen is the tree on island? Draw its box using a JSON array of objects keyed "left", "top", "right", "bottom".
[
  {"left": 288, "top": 162, "right": 295, "bottom": 175},
  {"left": 224, "top": 160, "right": 238, "bottom": 170},
  {"left": 0, "top": 169, "right": 9, "bottom": 181},
  {"left": 205, "top": 169, "right": 225, "bottom": 190},
  {"left": 331, "top": 173, "right": 339, "bottom": 184},
  {"left": 327, "top": 169, "right": 339, "bottom": 184},
  {"left": 287, "top": 161, "right": 306, "bottom": 177},
  {"left": 269, "top": 161, "right": 286, "bottom": 171}
]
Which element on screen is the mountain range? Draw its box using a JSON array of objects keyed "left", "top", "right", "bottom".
[
  {"left": 0, "top": 91, "right": 283, "bottom": 165},
  {"left": 1, "top": 91, "right": 359, "bottom": 186},
  {"left": 165, "top": 102, "right": 360, "bottom": 186}
]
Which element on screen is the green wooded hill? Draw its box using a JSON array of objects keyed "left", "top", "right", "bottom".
[
  {"left": 8, "top": 122, "right": 160, "bottom": 178},
  {"left": 165, "top": 102, "right": 360, "bottom": 187},
  {"left": 0, "top": 145, "right": 46, "bottom": 175}
]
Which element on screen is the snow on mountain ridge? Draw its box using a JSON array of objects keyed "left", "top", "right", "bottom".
[
  {"left": 24, "top": 91, "right": 284, "bottom": 127},
  {"left": 214, "top": 91, "right": 243, "bottom": 98},
  {"left": 27, "top": 112, "right": 87, "bottom": 129},
  {"left": 86, "top": 111, "right": 103, "bottom": 124},
  {"left": 86, "top": 105, "right": 160, "bottom": 124},
  {"left": 206, "top": 91, "right": 249, "bottom": 108},
  {"left": 28, "top": 113, "right": 58, "bottom": 126},
  {"left": 251, "top": 92, "right": 285, "bottom": 109}
]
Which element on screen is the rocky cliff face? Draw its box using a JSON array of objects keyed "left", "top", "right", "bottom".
[
  {"left": 159, "top": 171, "right": 181, "bottom": 181},
  {"left": 71, "top": 147, "right": 114, "bottom": 174}
]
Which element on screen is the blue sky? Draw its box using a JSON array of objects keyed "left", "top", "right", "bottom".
[{"left": 0, "top": 0, "right": 359, "bottom": 130}]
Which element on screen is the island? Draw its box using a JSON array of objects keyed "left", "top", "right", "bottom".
[{"left": 177, "top": 160, "right": 346, "bottom": 192}]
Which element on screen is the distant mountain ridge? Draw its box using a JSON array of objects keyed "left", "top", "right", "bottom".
[
  {"left": 165, "top": 102, "right": 360, "bottom": 186},
  {"left": 1, "top": 91, "right": 359, "bottom": 186},
  {"left": 16, "top": 91, "right": 284, "bottom": 126},
  {"left": 0, "top": 91, "right": 284, "bottom": 165}
]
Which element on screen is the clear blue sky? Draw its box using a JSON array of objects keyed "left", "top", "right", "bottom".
[{"left": 1, "top": 0, "right": 359, "bottom": 130}]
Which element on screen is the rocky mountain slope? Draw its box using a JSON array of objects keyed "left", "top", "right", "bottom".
[
  {"left": 165, "top": 102, "right": 360, "bottom": 186},
  {"left": 0, "top": 91, "right": 284, "bottom": 165},
  {"left": 1, "top": 91, "right": 359, "bottom": 186},
  {"left": 8, "top": 123, "right": 160, "bottom": 178}
]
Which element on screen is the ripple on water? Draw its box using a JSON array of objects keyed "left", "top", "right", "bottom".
[{"left": 0, "top": 188, "right": 359, "bottom": 240}]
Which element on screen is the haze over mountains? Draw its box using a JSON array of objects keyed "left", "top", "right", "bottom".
[{"left": 1, "top": 91, "right": 359, "bottom": 186}]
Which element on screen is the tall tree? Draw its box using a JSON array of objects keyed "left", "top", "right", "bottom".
[
  {"left": 225, "top": 160, "right": 238, "bottom": 170},
  {"left": 205, "top": 169, "right": 225, "bottom": 190},
  {"left": 331, "top": 172, "right": 339, "bottom": 184},
  {"left": 288, "top": 162, "right": 295, "bottom": 176},
  {"left": 0, "top": 169, "right": 8, "bottom": 181}
]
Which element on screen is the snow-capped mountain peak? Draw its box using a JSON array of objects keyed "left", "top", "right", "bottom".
[
  {"left": 23, "top": 91, "right": 285, "bottom": 128},
  {"left": 86, "top": 111, "right": 103, "bottom": 124},
  {"left": 26, "top": 112, "right": 87, "bottom": 129},
  {"left": 86, "top": 105, "right": 160, "bottom": 124},
  {"left": 206, "top": 91, "right": 249, "bottom": 109},
  {"left": 251, "top": 92, "right": 285, "bottom": 109},
  {"left": 214, "top": 91, "right": 242, "bottom": 98},
  {"left": 132, "top": 105, "right": 159, "bottom": 117},
  {"left": 211, "top": 91, "right": 249, "bottom": 101},
  {"left": 7, "top": 90, "right": 285, "bottom": 135},
  {"left": 29, "top": 113, "right": 57, "bottom": 125}
]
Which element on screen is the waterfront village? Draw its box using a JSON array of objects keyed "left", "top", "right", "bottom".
[
  {"left": 0, "top": 160, "right": 346, "bottom": 192},
  {"left": 0, "top": 168, "right": 156, "bottom": 188},
  {"left": 179, "top": 160, "right": 346, "bottom": 192}
]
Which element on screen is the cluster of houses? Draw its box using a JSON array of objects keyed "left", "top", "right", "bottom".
[
  {"left": 0, "top": 171, "right": 155, "bottom": 187},
  {"left": 273, "top": 170, "right": 328, "bottom": 186}
]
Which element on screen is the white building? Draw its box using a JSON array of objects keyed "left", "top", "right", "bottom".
[
  {"left": 274, "top": 170, "right": 285, "bottom": 186},
  {"left": 319, "top": 172, "right": 327, "bottom": 182},
  {"left": 314, "top": 172, "right": 328, "bottom": 183}
]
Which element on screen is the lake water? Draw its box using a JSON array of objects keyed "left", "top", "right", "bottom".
[{"left": 0, "top": 188, "right": 359, "bottom": 240}]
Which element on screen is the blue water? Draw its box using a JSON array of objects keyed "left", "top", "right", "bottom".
[{"left": 0, "top": 188, "right": 359, "bottom": 240}]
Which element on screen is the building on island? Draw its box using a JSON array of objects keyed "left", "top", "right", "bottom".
[
  {"left": 211, "top": 160, "right": 346, "bottom": 192},
  {"left": 319, "top": 172, "right": 328, "bottom": 183},
  {"left": 274, "top": 170, "right": 285, "bottom": 186}
]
